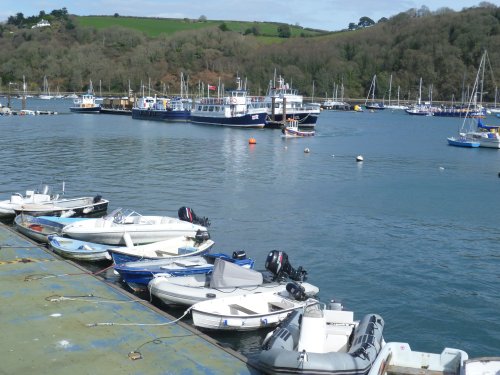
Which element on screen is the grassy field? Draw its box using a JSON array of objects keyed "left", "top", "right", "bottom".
[{"left": 76, "top": 16, "right": 327, "bottom": 39}]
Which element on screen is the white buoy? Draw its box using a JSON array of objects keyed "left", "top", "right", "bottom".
[
  {"left": 304, "top": 148, "right": 310, "bottom": 154},
  {"left": 439, "top": 166, "right": 445, "bottom": 170},
  {"left": 356, "top": 155, "right": 364, "bottom": 162}
]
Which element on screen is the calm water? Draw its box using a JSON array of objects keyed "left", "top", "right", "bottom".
[{"left": 1, "top": 97, "right": 499, "bottom": 359}]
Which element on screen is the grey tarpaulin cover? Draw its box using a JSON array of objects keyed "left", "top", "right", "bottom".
[{"left": 210, "top": 258, "right": 263, "bottom": 288}]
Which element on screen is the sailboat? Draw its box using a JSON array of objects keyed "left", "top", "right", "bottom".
[
  {"left": 39, "top": 76, "right": 54, "bottom": 100},
  {"left": 447, "top": 51, "right": 498, "bottom": 148},
  {"left": 384, "top": 74, "right": 408, "bottom": 110},
  {"left": 405, "top": 78, "right": 434, "bottom": 116},
  {"left": 364, "top": 75, "right": 385, "bottom": 110}
]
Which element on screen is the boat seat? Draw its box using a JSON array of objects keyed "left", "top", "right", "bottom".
[
  {"left": 229, "top": 304, "right": 257, "bottom": 315},
  {"left": 268, "top": 301, "right": 289, "bottom": 311}
]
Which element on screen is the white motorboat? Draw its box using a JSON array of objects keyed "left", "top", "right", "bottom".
[
  {"left": 368, "top": 342, "right": 468, "bottom": 375},
  {"left": 0, "top": 184, "right": 57, "bottom": 218},
  {"left": 149, "top": 250, "right": 319, "bottom": 307},
  {"left": 62, "top": 207, "right": 209, "bottom": 245},
  {"left": 191, "top": 287, "right": 320, "bottom": 331},
  {"left": 257, "top": 303, "right": 385, "bottom": 375},
  {"left": 13, "top": 195, "right": 109, "bottom": 217},
  {"left": 107, "top": 235, "right": 214, "bottom": 264}
]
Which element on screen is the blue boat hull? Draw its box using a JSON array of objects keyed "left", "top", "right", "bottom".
[
  {"left": 190, "top": 112, "right": 266, "bottom": 128},
  {"left": 132, "top": 108, "right": 191, "bottom": 122},
  {"left": 447, "top": 137, "right": 480, "bottom": 148}
]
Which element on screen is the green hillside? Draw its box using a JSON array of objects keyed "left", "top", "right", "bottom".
[{"left": 76, "top": 15, "right": 327, "bottom": 39}]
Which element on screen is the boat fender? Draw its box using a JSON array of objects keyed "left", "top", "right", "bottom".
[{"left": 206, "top": 293, "right": 216, "bottom": 299}]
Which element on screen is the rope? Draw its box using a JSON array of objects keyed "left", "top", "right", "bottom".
[
  {"left": 86, "top": 306, "right": 193, "bottom": 327},
  {"left": 24, "top": 263, "right": 114, "bottom": 281}
]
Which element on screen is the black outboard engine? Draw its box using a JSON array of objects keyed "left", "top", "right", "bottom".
[
  {"left": 286, "top": 282, "right": 307, "bottom": 301},
  {"left": 232, "top": 250, "right": 247, "bottom": 260},
  {"left": 178, "top": 206, "right": 210, "bottom": 227},
  {"left": 265, "top": 250, "right": 307, "bottom": 282},
  {"left": 194, "top": 229, "right": 210, "bottom": 243},
  {"left": 93, "top": 195, "right": 102, "bottom": 203}
]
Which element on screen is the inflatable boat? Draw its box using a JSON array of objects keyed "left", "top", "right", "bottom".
[{"left": 257, "top": 303, "right": 384, "bottom": 375}]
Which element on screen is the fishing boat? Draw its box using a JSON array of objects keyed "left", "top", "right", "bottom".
[
  {"left": 62, "top": 207, "right": 209, "bottom": 245},
  {"left": 69, "top": 81, "right": 101, "bottom": 113},
  {"left": 148, "top": 250, "right": 318, "bottom": 307},
  {"left": 47, "top": 235, "right": 112, "bottom": 262},
  {"left": 107, "top": 234, "right": 214, "bottom": 264},
  {"left": 113, "top": 251, "right": 254, "bottom": 289},
  {"left": 191, "top": 286, "right": 319, "bottom": 331},
  {"left": 190, "top": 77, "right": 267, "bottom": 128},
  {"left": 368, "top": 342, "right": 468, "bottom": 375},
  {"left": 281, "top": 119, "right": 315, "bottom": 138},
  {"left": 261, "top": 75, "right": 320, "bottom": 128},
  {"left": 257, "top": 303, "right": 385, "bottom": 375},
  {"left": 13, "top": 195, "right": 109, "bottom": 217}
]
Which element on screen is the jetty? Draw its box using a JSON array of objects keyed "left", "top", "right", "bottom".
[{"left": 0, "top": 222, "right": 259, "bottom": 374}]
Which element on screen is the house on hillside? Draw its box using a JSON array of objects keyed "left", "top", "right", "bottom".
[{"left": 32, "top": 19, "right": 51, "bottom": 29}]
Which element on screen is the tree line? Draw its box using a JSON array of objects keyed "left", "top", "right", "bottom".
[{"left": 0, "top": 4, "right": 499, "bottom": 104}]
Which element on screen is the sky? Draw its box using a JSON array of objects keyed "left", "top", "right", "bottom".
[{"left": 0, "top": 0, "right": 491, "bottom": 31}]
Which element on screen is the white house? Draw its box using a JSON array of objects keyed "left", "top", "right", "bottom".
[{"left": 32, "top": 19, "right": 51, "bottom": 29}]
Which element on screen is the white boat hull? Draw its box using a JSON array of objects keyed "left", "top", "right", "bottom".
[{"left": 191, "top": 292, "right": 319, "bottom": 331}]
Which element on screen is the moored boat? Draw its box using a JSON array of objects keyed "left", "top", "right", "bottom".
[
  {"left": 191, "top": 286, "right": 320, "bottom": 331},
  {"left": 131, "top": 96, "right": 191, "bottom": 122},
  {"left": 447, "top": 135, "right": 480, "bottom": 148},
  {"left": 113, "top": 251, "right": 254, "bottom": 289},
  {"left": 257, "top": 304, "right": 385, "bottom": 375},
  {"left": 13, "top": 195, "right": 109, "bottom": 217},
  {"left": 13, "top": 214, "right": 66, "bottom": 243},
  {"left": 0, "top": 184, "right": 58, "bottom": 219},
  {"left": 62, "top": 207, "right": 209, "bottom": 245},
  {"left": 281, "top": 119, "right": 315, "bottom": 138},
  {"left": 149, "top": 250, "right": 318, "bottom": 307},
  {"left": 69, "top": 81, "right": 101, "bottom": 113},
  {"left": 47, "top": 235, "right": 112, "bottom": 262},
  {"left": 190, "top": 77, "right": 267, "bottom": 128},
  {"left": 107, "top": 233, "right": 214, "bottom": 264},
  {"left": 368, "top": 342, "right": 468, "bottom": 375}
]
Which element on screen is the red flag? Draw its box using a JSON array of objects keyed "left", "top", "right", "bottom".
[{"left": 208, "top": 85, "right": 216, "bottom": 91}]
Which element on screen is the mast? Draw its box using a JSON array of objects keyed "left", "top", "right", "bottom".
[{"left": 388, "top": 74, "right": 393, "bottom": 106}]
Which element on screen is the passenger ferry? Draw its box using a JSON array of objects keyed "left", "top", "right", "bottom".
[
  {"left": 190, "top": 77, "right": 267, "bottom": 128},
  {"left": 131, "top": 96, "right": 191, "bottom": 122}
]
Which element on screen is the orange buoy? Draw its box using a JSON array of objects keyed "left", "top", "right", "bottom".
[{"left": 249, "top": 138, "right": 257, "bottom": 145}]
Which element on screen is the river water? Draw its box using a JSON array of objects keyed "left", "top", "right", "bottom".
[{"left": 1, "top": 97, "right": 499, "bottom": 359}]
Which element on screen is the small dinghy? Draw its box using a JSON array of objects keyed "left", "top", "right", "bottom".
[
  {"left": 62, "top": 207, "right": 209, "bottom": 245},
  {"left": 368, "top": 342, "right": 468, "bottom": 375},
  {"left": 14, "top": 214, "right": 67, "bottom": 243},
  {"left": 191, "top": 284, "right": 320, "bottom": 331},
  {"left": 107, "top": 232, "right": 214, "bottom": 264},
  {"left": 0, "top": 184, "right": 56, "bottom": 219},
  {"left": 257, "top": 303, "right": 384, "bottom": 375},
  {"left": 113, "top": 251, "right": 254, "bottom": 289},
  {"left": 149, "top": 250, "right": 319, "bottom": 307},
  {"left": 47, "top": 235, "right": 112, "bottom": 262}
]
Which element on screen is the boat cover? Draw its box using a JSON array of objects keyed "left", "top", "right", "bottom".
[{"left": 210, "top": 258, "right": 263, "bottom": 288}]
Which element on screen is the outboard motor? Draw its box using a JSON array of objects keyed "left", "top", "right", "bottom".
[
  {"left": 93, "top": 195, "right": 102, "bottom": 203},
  {"left": 194, "top": 229, "right": 210, "bottom": 243},
  {"left": 265, "top": 250, "right": 307, "bottom": 282},
  {"left": 232, "top": 250, "right": 247, "bottom": 260},
  {"left": 178, "top": 206, "right": 210, "bottom": 227},
  {"left": 286, "top": 282, "right": 307, "bottom": 301}
]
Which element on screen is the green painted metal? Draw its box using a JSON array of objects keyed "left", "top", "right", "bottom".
[{"left": 0, "top": 223, "right": 261, "bottom": 374}]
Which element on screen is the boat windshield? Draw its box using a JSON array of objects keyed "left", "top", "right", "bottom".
[{"left": 104, "top": 208, "right": 141, "bottom": 224}]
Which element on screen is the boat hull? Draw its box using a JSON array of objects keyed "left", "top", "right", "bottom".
[
  {"left": 190, "top": 112, "right": 266, "bottom": 128},
  {"left": 13, "top": 197, "right": 109, "bottom": 217},
  {"left": 132, "top": 108, "right": 190, "bottom": 122},
  {"left": 265, "top": 112, "right": 318, "bottom": 128},
  {"left": 47, "top": 235, "right": 111, "bottom": 262},
  {"left": 69, "top": 106, "right": 101, "bottom": 113},
  {"left": 447, "top": 137, "right": 480, "bottom": 148}
]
